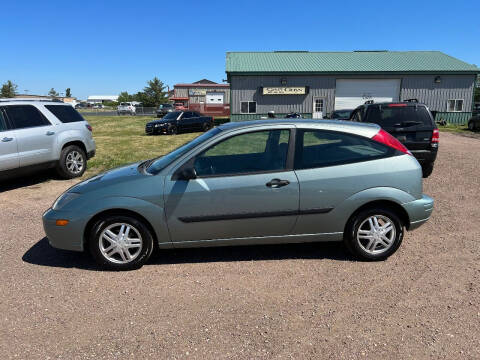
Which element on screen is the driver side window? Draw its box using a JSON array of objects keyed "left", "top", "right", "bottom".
[{"left": 194, "top": 129, "right": 290, "bottom": 177}]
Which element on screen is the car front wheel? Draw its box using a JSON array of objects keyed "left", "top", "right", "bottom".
[
  {"left": 89, "top": 215, "right": 154, "bottom": 270},
  {"left": 344, "top": 208, "right": 404, "bottom": 261},
  {"left": 56, "top": 145, "right": 87, "bottom": 179}
]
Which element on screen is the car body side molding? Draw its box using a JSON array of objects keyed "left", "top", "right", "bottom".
[{"left": 178, "top": 207, "right": 333, "bottom": 223}]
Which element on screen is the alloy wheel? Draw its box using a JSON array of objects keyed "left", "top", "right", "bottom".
[
  {"left": 66, "top": 150, "right": 84, "bottom": 174},
  {"left": 99, "top": 223, "right": 143, "bottom": 264},
  {"left": 356, "top": 215, "right": 396, "bottom": 255}
]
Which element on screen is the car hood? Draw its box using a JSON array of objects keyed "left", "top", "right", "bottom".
[{"left": 69, "top": 162, "right": 145, "bottom": 194}]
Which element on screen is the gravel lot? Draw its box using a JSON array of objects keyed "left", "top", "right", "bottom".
[{"left": 0, "top": 132, "right": 479, "bottom": 359}]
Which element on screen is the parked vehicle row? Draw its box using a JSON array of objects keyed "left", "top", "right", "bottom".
[
  {"left": 146, "top": 111, "right": 214, "bottom": 135},
  {"left": 0, "top": 99, "right": 96, "bottom": 180}
]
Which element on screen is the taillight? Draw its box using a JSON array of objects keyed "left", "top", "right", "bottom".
[
  {"left": 86, "top": 124, "right": 92, "bottom": 132},
  {"left": 388, "top": 103, "right": 407, "bottom": 107},
  {"left": 372, "top": 129, "right": 412, "bottom": 155},
  {"left": 431, "top": 129, "right": 439, "bottom": 144}
]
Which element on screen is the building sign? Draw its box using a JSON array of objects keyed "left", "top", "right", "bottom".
[
  {"left": 189, "top": 89, "right": 207, "bottom": 96},
  {"left": 262, "top": 87, "right": 307, "bottom": 95}
]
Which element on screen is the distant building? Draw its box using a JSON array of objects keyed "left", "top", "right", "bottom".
[
  {"left": 87, "top": 95, "right": 118, "bottom": 104},
  {"left": 226, "top": 50, "right": 480, "bottom": 124},
  {"left": 170, "top": 79, "right": 230, "bottom": 117}
]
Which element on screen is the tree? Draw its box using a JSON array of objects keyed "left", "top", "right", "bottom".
[
  {"left": 141, "top": 77, "right": 168, "bottom": 107},
  {"left": 65, "top": 88, "right": 71, "bottom": 97},
  {"left": 1, "top": 80, "right": 18, "bottom": 98},
  {"left": 48, "top": 88, "right": 59, "bottom": 97},
  {"left": 118, "top": 91, "right": 134, "bottom": 103}
]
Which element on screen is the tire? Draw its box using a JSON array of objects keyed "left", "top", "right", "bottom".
[
  {"left": 344, "top": 207, "right": 404, "bottom": 261},
  {"left": 56, "top": 145, "right": 87, "bottom": 179},
  {"left": 168, "top": 125, "right": 177, "bottom": 135},
  {"left": 421, "top": 162, "right": 434, "bottom": 178},
  {"left": 89, "top": 215, "right": 154, "bottom": 271},
  {"left": 468, "top": 120, "right": 477, "bottom": 131},
  {"left": 202, "top": 122, "right": 211, "bottom": 132}
]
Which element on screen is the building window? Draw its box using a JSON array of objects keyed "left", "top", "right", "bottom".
[
  {"left": 241, "top": 101, "right": 256, "bottom": 114},
  {"left": 447, "top": 99, "right": 464, "bottom": 112}
]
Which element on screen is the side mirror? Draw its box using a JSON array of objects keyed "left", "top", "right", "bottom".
[{"left": 177, "top": 167, "right": 197, "bottom": 181}]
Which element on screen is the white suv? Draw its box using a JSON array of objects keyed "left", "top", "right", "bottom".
[
  {"left": 117, "top": 102, "right": 136, "bottom": 115},
  {"left": 0, "top": 99, "right": 96, "bottom": 180}
]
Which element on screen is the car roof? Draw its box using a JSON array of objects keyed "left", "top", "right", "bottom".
[
  {"left": 362, "top": 101, "right": 427, "bottom": 108},
  {"left": 218, "top": 119, "right": 380, "bottom": 138},
  {"left": 0, "top": 98, "right": 66, "bottom": 104}
]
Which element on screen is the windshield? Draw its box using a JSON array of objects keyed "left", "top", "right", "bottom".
[
  {"left": 146, "top": 128, "right": 222, "bottom": 175},
  {"left": 163, "top": 111, "right": 182, "bottom": 120},
  {"left": 159, "top": 104, "right": 171, "bottom": 108}
]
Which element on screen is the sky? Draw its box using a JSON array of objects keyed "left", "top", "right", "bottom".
[{"left": 1, "top": 0, "right": 479, "bottom": 100}]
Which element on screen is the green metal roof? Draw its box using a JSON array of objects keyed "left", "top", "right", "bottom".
[{"left": 226, "top": 51, "right": 480, "bottom": 74}]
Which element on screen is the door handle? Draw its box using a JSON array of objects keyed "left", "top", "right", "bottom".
[
  {"left": 1, "top": 137, "right": 13, "bottom": 142},
  {"left": 46, "top": 131, "right": 55, "bottom": 136},
  {"left": 266, "top": 178, "right": 290, "bottom": 188}
]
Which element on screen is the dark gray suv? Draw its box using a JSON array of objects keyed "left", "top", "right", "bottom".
[{"left": 350, "top": 100, "right": 439, "bottom": 177}]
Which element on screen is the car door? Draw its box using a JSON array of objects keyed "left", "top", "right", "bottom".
[
  {"left": 3, "top": 105, "right": 57, "bottom": 167},
  {"left": 163, "top": 127, "right": 299, "bottom": 245},
  {"left": 0, "top": 107, "right": 19, "bottom": 171},
  {"left": 191, "top": 112, "right": 203, "bottom": 131},
  {"left": 179, "top": 112, "right": 196, "bottom": 132}
]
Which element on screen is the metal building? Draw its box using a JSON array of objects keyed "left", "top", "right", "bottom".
[
  {"left": 170, "top": 79, "right": 230, "bottom": 117},
  {"left": 226, "top": 51, "right": 480, "bottom": 123}
]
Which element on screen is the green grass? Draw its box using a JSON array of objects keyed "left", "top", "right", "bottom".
[
  {"left": 84, "top": 116, "right": 201, "bottom": 177},
  {"left": 437, "top": 124, "right": 470, "bottom": 134}
]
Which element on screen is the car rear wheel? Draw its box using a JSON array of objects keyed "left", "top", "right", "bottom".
[
  {"left": 344, "top": 208, "right": 404, "bottom": 261},
  {"left": 89, "top": 215, "right": 154, "bottom": 270},
  {"left": 468, "top": 120, "right": 477, "bottom": 131},
  {"left": 56, "top": 145, "right": 87, "bottom": 179}
]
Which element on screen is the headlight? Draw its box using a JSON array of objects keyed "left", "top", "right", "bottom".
[{"left": 52, "top": 192, "right": 81, "bottom": 210}]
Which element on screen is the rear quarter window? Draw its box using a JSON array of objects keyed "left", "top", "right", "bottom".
[
  {"left": 45, "top": 105, "right": 86, "bottom": 123},
  {"left": 4, "top": 105, "right": 51, "bottom": 129}
]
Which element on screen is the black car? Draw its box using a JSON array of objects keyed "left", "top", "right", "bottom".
[
  {"left": 146, "top": 111, "right": 214, "bottom": 135},
  {"left": 350, "top": 100, "right": 438, "bottom": 178},
  {"left": 156, "top": 103, "right": 174, "bottom": 118},
  {"left": 330, "top": 109, "right": 353, "bottom": 120},
  {"left": 468, "top": 115, "right": 480, "bottom": 131}
]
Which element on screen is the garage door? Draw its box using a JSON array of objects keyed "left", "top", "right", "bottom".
[
  {"left": 335, "top": 79, "right": 400, "bottom": 110},
  {"left": 206, "top": 92, "right": 224, "bottom": 104}
]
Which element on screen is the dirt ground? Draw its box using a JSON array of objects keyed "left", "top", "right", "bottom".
[{"left": 0, "top": 132, "right": 479, "bottom": 359}]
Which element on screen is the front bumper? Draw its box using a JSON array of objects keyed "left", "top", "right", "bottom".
[
  {"left": 42, "top": 208, "right": 87, "bottom": 252},
  {"left": 403, "top": 194, "right": 434, "bottom": 230}
]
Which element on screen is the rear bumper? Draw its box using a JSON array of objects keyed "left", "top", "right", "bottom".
[
  {"left": 411, "top": 149, "right": 437, "bottom": 164},
  {"left": 403, "top": 194, "right": 434, "bottom": 230},
  {"left": 87, "top": 150, "right": 95, "bottom": 159}
]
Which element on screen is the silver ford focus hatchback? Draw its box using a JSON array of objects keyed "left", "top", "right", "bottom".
[{"left": 43, "top": 120, "right": 434, "bottom": 270}]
